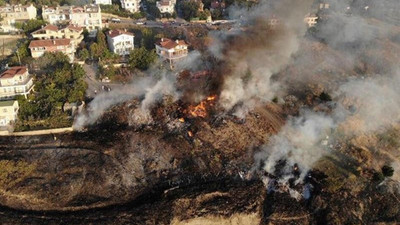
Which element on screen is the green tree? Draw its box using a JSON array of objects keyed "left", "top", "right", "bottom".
[
  {"left": 78, "top": 48, "right": 90, "bottom": 61},
  {"left": 129, "top": 46, "right": 157, "bottom": 70},
  {"left": 10, "top": 40, "right": 30, "bottom": 66},
  {"left": 179, "top": 0, "right": 200, "bottom": 21},
  {"left": 18, "top": 19, "right": 46, "bottom": 34}
]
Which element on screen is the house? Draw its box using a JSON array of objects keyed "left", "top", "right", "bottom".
[
  {"left": 106, "top": 29, "right": 135, "bottom": 56},
  {"left": 31, "top": 24, "right": 84, "bottom": 46},
  {"left": 0, "top": 100, "right": 19, "bottom": 127},
  {"left": 304, "top": 13, "right": 318, "bottom": 27},
  {"left": 29, "top": 39, "right": 76, "bottom": 62},
  {"left": 155, "top": 38, "right": 188, "bottom": 69},
  {"left": 42, "top": 5, "right": 102, "bottom": 35},
  {"left": 95, "top": 0, "right": 112, "bottom": 5},
  {"left": 120, "top": 0, "right": 141, "bottom": 13},
  {"left": 319, "top": 3, "right": 329, "bottom": 10},
  {"left": 156, "top": 0, "right": 175, "bottom": 14},
  {"left": 0, "top": 4, "right": 37, "bottom": 33},
  {"left": 0, "top": 66, "right": 34, "bottom": 100}
]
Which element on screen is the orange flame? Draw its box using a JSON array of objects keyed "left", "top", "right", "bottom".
[
  {"left": 186, "top": 95, "right": 217, "bottom": 118},
  {"left": 188, "top": 131, "right": 193, "bottom": 137},
  {"left": 179, "top": 118, "right": 185, "bottom": 123}
]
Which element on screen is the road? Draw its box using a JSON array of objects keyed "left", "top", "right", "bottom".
[{"left": 82, "top": 63, "right": 122, "bottom": 99}]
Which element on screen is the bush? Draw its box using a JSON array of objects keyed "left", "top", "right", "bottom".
[{"left": 382, "top": 165, "right": 394, "bottom": 177}]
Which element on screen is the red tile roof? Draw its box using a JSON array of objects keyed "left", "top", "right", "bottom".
[
  {"left": 156, "top": 38, "right": 188, "bottom": 49},
  {"left": 42, "top": 24, "right": 59, "bottom": 31},
  {"left": 29, "top": 39, "right": 71, "bottom": 48},
  {"left": 66, "top": 24, "right": 83, "bottom": 32},
  {"left": 107, "top": 29, "right": 134, "bottom": 38},
  {"left": 0, "top": 66, "right": 27, "bottom": 79}
]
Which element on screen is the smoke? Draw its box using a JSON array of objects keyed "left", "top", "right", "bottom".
[
  {"left": 215, "top": 0, "right": 314, "bottom": 117},
  {"left": 255, "top": 110, "right": 336, "bottom": 183},
  {"left": 73, "top": 73, "right": 178, "bottom": 130}
]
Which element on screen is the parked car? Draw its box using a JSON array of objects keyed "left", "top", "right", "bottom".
[
  {"left": 135, "top": 21, "right": 146, "bottom": 25},
  {"left": 110, "top": 18, "right": 121, "bottom": 23}
]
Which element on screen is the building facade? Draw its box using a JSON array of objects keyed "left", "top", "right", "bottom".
[
  {"left": 155, "top": 38, "right": 188, "bottom": 69},
  {"left": 156, "top": 0, "right": 175, "bottom": 14},
  {"left": 42, "top": 5, "right": 102, "bottom": 34},
  {"left": 0, "top": 100, "right": 19, "bottom": 127},
  {"left": 0, "top": 66, "right": 34, "bottom": 100},
  {"left": 29, "top": 39, "right": 76, "bottom": 62},
  {"left": 0, "top": 4, "right": 37, "bottom": 32},
  {"left": 304, "top": 13, "right": 318, "bottom": 27},
  {"left": 95, "top": 0, "right": 112, "bottom": 5},
  {"left": 120, "top": 0, "right": 141, "bottom": 13},
  {"left": 107, "top": 29, "right": 135, "bottom": 56},
  {"left": 31, "top": 24, "right": 84, "bottom": 45}
]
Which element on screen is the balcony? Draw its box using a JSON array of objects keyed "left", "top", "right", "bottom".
[{"left": 0, "top": 77, "right": 34, "bottom": 99}]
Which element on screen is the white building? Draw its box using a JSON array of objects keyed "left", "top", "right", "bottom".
[
  {"left": 0, "top": 100, "right": 19, "bottom": 127},
  {"left": 155, "top": 38, "right": 188, "bottom": 69},
  {"left": 0, "top": 66, "right": 34, "bottom": 100},
  {"left": 107, "top": 29, "right": 135, "bottom": 55},
  {"left": 120, "top": 0, "right": 141, "bottom": 13},
  {"left": 304, "top": 13, "right": 318, "bottom": 27},
  {"left": 42, "top": 5, "right": 102, "bottom": 34},
  {"left": 29, "top": 39, "right": 76, "bottom": 62},
  {"left": 0, "top": 4, "right": 37, "bottom": 33},
  {"left": 95, "top": 0, "right": 112, "bottom": 5},
  {"left": 156, "top": 0, "right": 175, "bottom": 14}
]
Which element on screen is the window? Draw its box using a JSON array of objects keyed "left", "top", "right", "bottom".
[{"left": 2, "top": 109, "right": 7, "bottom": 113}]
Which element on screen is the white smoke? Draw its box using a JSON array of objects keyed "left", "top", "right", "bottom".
[{"left": 73, "top": 74, "right": 178, "bottom": 130}]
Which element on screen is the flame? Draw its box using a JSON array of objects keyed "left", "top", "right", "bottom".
[
  {"left": 186, "top": 95, "right": 217, "bottom": 118},
  {"left": 179, "top": 118, "right": 185, "bottom": 123},
  {"left": 188, "top": 131, "right": 193, "bottom": 137}
]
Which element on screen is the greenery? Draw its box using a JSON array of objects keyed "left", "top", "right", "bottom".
[
  {"left": 9, "top": 40, "right": 31, "bottom": 66},
  {"left": 100, "top": 4, "right": 133, "bottom": 18},
  {"left": 78, "top": 48, "right": 89, "bottom": 61},
  {"left": 147, "top": 2, "right": 161, "bottom": 19},
  {"left": 129, "top": 46, "right": 157, "bottom": 70},
  {"left": 88, "top": 29, "right": 119, "bottom": 63},
  {"left": 179, "top": 0, "right": 200, "bottom": 21},
  {"left": 15, "top": 19, "right": 46, "bottom": 35},
  {"left": 16, "top": 53, "right": 87, "bottom": 130}
]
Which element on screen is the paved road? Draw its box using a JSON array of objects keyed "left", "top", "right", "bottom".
[{"left": 83, "top": 63, "right": 124, "bottom": 99}]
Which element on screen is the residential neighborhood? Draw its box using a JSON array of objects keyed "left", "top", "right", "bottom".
[{"left": 0, "top": 0, "right": 327, "bottom": 134}]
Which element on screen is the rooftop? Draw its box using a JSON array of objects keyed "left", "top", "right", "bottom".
[
  {"left": 156, "top": 38, "right": 188, "bottom": 49},
  {"left": 29, "top": 39, "right": 71, "bottom": 48},
  {"left": 107, "top": 29, "right": 134, "bottom": 38},
  {"left": 0, "top": 66, "right": 28, "bottom": 79}
]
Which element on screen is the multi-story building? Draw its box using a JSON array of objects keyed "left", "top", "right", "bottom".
[
  {"left": 29, "top": 39, "right": 76, "bottom": 62},
  {"left": 106, "top": 29, "right": 135, "bottom": 56},
  {"left": 155, "top": 38, "right": 188, "bottom": 69},
  {"left": 42, "top": 5, "right": 102, "bottom": 35},
  {"left": 156, "top": 0, "right": 175, "bottom": 14},
  {"left": 120, "top": 0, "right": 141, "bottom": 13},
  {"left": 0, "top": 4, "right": 37, "bottom": 32},
  {"left": 0, "top": 100, "right": 19, "bottom": 127},
  {"left": 304, "top": 13, "right": 318, "bottom": 27},
  {"left": 0, "top": 66, "right": 34, "bottom": 100},
  {"left": 95, "top": 0, "right": 112, "bottom": 5},
  {"left": 31, "top": 24, "right": 84, "bottom": 45}
]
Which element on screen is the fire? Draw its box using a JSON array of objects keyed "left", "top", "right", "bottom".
[
  {"left": 179, "top": 118, "right": 185, "bottom": 123},
  {"left": 185, "top": 95, "right": 217, "bottom": 118},
  {"left": 188, "top": 131, "right": 193, "bottom": 137}
]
